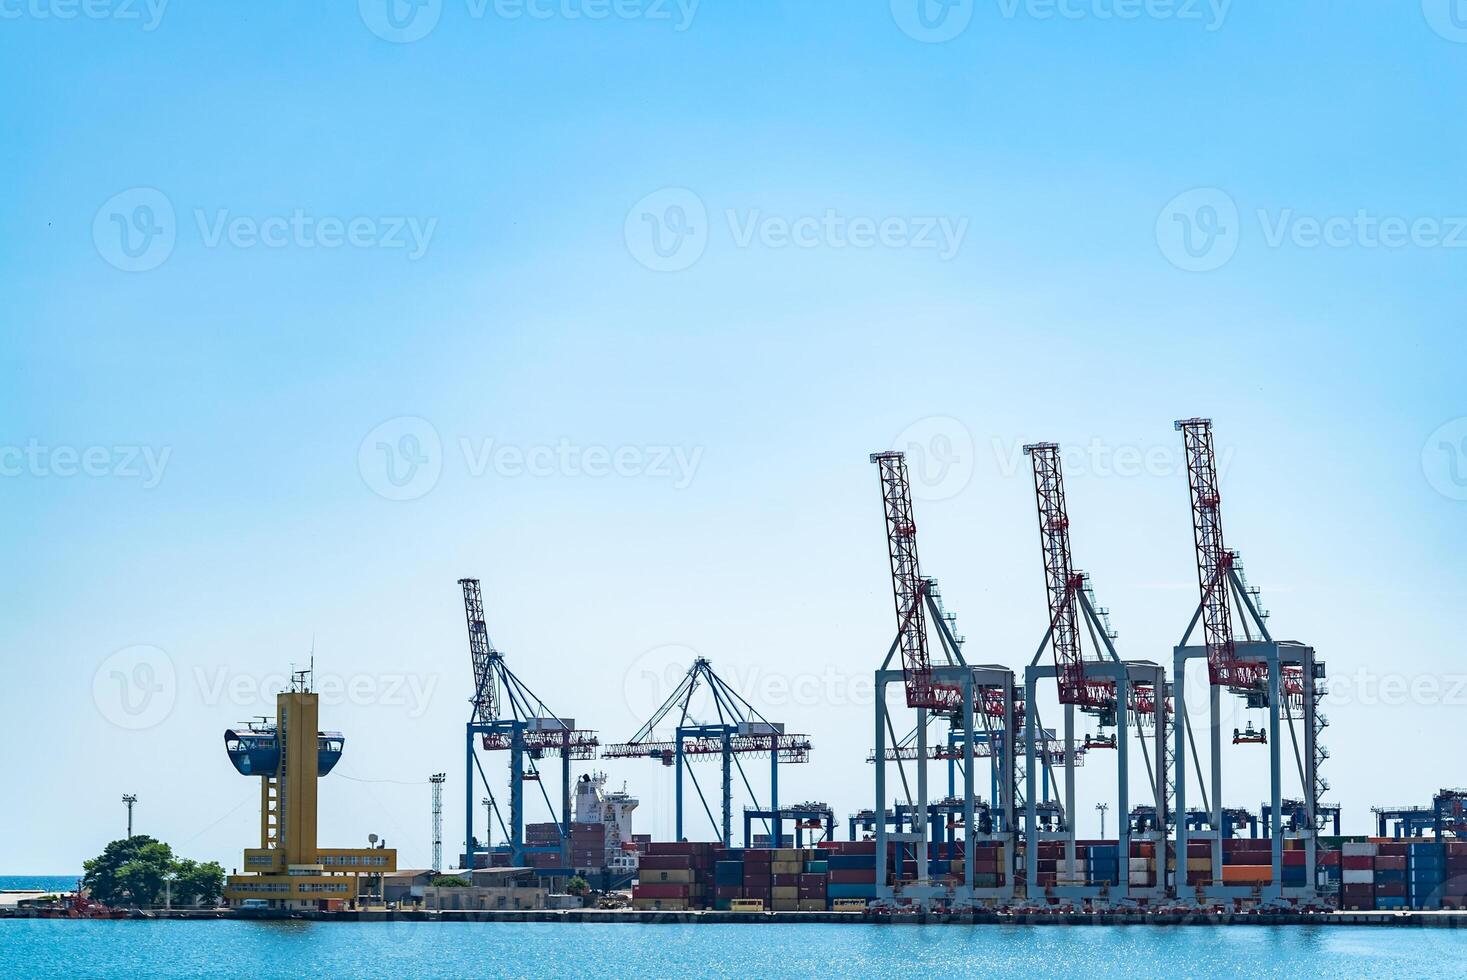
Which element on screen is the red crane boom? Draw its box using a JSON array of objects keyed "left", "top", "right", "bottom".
[
  {"left": 1023, "top": 443, "right": 1114, "bottom": 708},
  {"left": 870, "top": 451, "right": 961, "bottom": 712},
  {"left": 1176, "top": 419, "right": 1267, "bottom": 690}
]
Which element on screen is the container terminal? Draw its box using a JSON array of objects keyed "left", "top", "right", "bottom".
[{"left": 15, "top": 417, "right": 1467, "bottom": 924}]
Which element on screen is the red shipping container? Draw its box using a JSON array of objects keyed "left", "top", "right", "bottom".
[
  {"left": 639, "top": 854, "right": 694, "bottom": 870},
  {"left": 1377, "top": 842, "right": 1408, "bottom": 857},
  {"left": 743, "top": 874, "right": 772, "bottom": 890},
  {"left": 1319, "top": 851, "right": 1340, "bottom": 867},
  {"left": 1343, "top": 856, "right": 1373, "bottom": 870},
  {"left": 743, "top": 851, "right": 773, "bottom": 865},
  {"left": 1376, "top": 856, "right": 1406, "bottom": 872},
  {"left": 714, "top": 886, "right": 743, "bottom": 900},
  {"left": 633, "top": 884, "right": 691, "bottom": 899},
  {"left": 829, "top": 869, "right": 876, "bottom": 885},
  {"left": 798, "top": 874, "right": 824, "bottom": 887},
  {"left": 798, "top": 886, "right": 826, "bottom": 899},
  {"left": 1448, "top": 842, "right": 1467, "bottom": 858},
  {"left": 772, "top": 874, "right": 799, "bottom": 887},
  {"left": 1376, "top": 882, "right": 1407, "bottom": 898},
  {"left": 1283, "top": 851, "right": 1305, "bottom": 867}
]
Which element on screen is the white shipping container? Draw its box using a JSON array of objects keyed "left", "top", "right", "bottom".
[
  {"left": 1343, "top": 869, "right": 1375, "bottom": 884},
  {"left": 1343, "top": 842, "right": 1379, "bottom": 857},
  {"left": 1128, "top": 873, "right": 1154, "bottom": 885},
  {"left": 1128, "top": 857, "right": 1152, "bottom": 871}
]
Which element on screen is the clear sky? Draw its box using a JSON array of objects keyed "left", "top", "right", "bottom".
[{"left": 2, "top": 1, "right": 1465, "bottom": 874}]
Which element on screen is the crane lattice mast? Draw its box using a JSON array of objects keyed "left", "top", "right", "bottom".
[
  {"left": 869, "top": 451, "right": 961, "bottom": 712},
  {"left": 460, "top": 578, "right": 499, "bottom": 723},
  {"left": 1175, "top": 419, "right": 1267, "bottom": 691},
  {"left": 1023, "top": 443, "right": 1114, "bottom": 708}
]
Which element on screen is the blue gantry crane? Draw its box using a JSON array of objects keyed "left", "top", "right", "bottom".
[
  {"left": 459, "top": 577, "right": 599, "bottom": 871},
  {"left": 602, "top": 657, "right": 810, "bottom": 848}
]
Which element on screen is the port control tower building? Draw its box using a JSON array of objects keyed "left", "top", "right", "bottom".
[{"left": 222, "top": 666, "right": 397, "bottom": 909}]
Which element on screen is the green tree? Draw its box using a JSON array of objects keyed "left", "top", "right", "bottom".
[
  {"left": 171, "top": 859, "right": 225, "bottom": 907},
  {"left": 565, "top": 875, "right": 590, "bottom": 897},
  {"left": 83, "top": 836, "right": 173, "bottom": 907},
  {"left": 82, "top": 837, "right": 225, "bottom": 908},
  {"left": 431, "top": 874, "right": 470, "bottom": 887}
]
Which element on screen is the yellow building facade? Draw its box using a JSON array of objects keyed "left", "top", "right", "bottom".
[{"left": 223, "top": 674, "right": 397, "bottom": 909}]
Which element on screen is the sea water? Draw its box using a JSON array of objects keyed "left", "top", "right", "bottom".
[{"left": 1, "top": 919, "right": 1463, "bottom": 978}]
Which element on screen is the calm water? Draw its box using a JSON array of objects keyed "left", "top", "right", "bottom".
[
  {"left": 0, "top": 877, "right": 78, "bottom": 893},
  {"left": 1, "top": 921, "right": 1463, "bottom": 978}
]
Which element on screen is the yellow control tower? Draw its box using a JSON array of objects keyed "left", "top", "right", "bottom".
[{"left": 222, "top": 666, "right": 397, "bottom": 909}]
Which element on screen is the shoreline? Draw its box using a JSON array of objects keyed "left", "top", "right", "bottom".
[{"left": 5, "top": 908, "right": 1466, "bottom": 928}]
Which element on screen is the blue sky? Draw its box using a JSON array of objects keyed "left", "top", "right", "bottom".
[{"left": 2, "top": 1, "right": 1465, "bottom": 873}]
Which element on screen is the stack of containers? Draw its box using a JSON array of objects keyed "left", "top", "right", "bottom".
[
  {"left": 632, "top": 842, "right": 714, "bottom": 910},
  {"left": 521, "top": 823, "right": 571, "bottom": 873},
  {"left": 1317, "top": 841, "right": 1342, "bottom": 892},
  {"left": 1281, "top": 839, "right": 1307, "bottom": 891},
  {"left": 568, "top": 822, "right": 605, "bottom": 871},
  {"left": 1055, "top": 843, "right": 1085, "bottom": 888},
  {"left": 798, "top": 849, "right": 827, "bottom": 911},
  {"left": 1185, "top": 840, "right": 1211, "bottom": 887},
  {"left": 1034, "top": 841, "right": 1060, "bottom": 889},
  {"left": 770, "top": 847, "right": 803, "bottom": 911},
  {"left": 713, "top": 849, "right": 744, "bottom": 910},
  {"left": 1087, "top": 842, "right": 1118, "bottom": 888},
  {"left": 1128, "top": 841, "right": 1156, "bottom": 890},
  {"left": 825, "top": 840, "right": 877, "bottom": 904},
  {"left": 1374, "top": 840, "right": 1408, "bottom": 910},
  {"left": 1407, "top": 840, "right": 1445, "bottom": 910},
  {"left": 743, "top": 846, "right": 772, "bottom": 907},
  {"left": 970, "top": 841, "right": 1004, "bottom": 889},
  {"left": 1444, "top": 842, "right": 1467, "bottom": 910},
  {"left": 1340, "top": 840, "right": 1377, "bottom": 909},
  {"left": 1219, "top": 837, "right": 1272, "bottom": 888}
]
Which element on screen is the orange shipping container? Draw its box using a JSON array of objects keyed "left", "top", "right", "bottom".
[{"left": 1221, "top": 865, "right": 1272, "bottom": 884}]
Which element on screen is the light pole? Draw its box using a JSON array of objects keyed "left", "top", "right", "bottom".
[
  {"left": 1096, "top": 802, "right": 1109, "bottom": 839},
  {"left": 482, "top": 797, "right": 493, "bottom": 853},
  {"left": 122, "top": 794, "right": 138, "bottom": 838}
]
